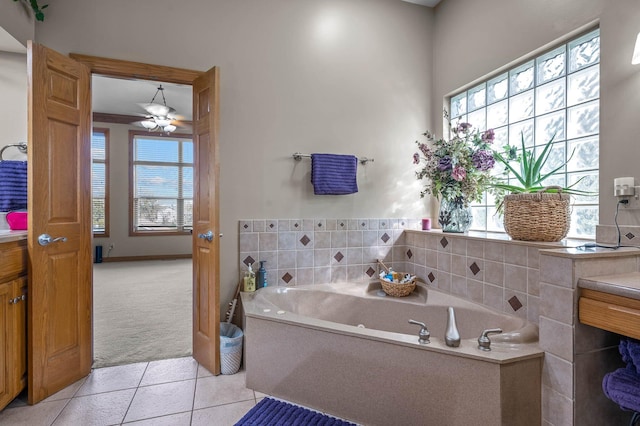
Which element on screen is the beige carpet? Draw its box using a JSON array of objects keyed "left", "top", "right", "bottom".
[{"left": 92, "top": 259, "right": 192, "bottom": 368}]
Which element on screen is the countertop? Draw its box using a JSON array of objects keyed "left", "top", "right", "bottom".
[
  {"left": 578, "top": 272, "right": 640, "bottom": 301},
  {"left": 0, "top": 230, "right": 27, "bottom": 244}
]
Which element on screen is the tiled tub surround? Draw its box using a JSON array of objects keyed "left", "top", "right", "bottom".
[
  {"left": 238, "top": 219, "right": 639, "bottom": 425},
  {"left": 242, "top": 282, "right": 543, "bottom": 425}
]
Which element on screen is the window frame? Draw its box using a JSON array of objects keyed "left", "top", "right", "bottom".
[
  {"left": 128, "top": 130, "right": 194, "bottom": 237},
  {"left": 448, "top": 27, "right": 600, "bottom": 239},
  {"left": 92, "top": 127, "right": 110, "bottom": 238}
]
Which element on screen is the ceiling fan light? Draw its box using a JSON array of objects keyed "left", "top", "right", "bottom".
[
  {"left": 155, "top": 117, "right": 172, "bottom": 127},
  {"left": 141, "top": 120, "right": 158, "bottom": 130},
  {"left": 163, "top": 124, "right": 177, "bottom": 133}
]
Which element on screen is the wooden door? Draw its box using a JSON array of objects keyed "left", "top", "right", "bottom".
[
  {"left": 27, "top": 42, "right": 92, "bottom": 404},
  {"left": 192, "top": 67, "right": 221, "bottom": 375}
]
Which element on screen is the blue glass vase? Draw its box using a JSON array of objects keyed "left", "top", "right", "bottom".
[{"left": 438, "top": 197, "right": 472, "bottom": 233}]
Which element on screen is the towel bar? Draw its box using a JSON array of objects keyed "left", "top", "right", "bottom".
[
  {"left": 0, "top": 143, "right": 28, "bottom": 161},
  {"left": 292, "top": 152, "right": 374, "bottom": 165}
]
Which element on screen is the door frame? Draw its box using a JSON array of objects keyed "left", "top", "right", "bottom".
[{"left": 69, "top": 53, "right": 219, "bottom": 367}]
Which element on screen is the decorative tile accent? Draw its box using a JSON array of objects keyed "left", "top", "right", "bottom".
[
  {"left": 360, "top": 221, "right": 367, "bottom": 229},
  {"left": 317, "top": 222, "right": 323, "bottom": 229},
  {"left": 292, "top": 221, "right": 301, "bottom": 229},
  {"left": 366, "top": 267, "right": 376, "bottom": 277},
  {"left": 508, "top": 295, "right": 523, "bottom": 311},
  {"left": 428, "top": 272, "right": 436, "bottom": 282},
  {"left": 282, "top": 272, "right": 293, "bottom": 284},
  {"left": 626, "top": 232, "right": 635, "bottom": 240},
  {"left": 440, "top": 237, "right": 449, "bottom": 248},
  {"left": 334, "top": 252, "right": 344, "bottom": 263},
  {"left": 300, "top": 235, "right": 311, "bottom": 246},
  {"left": 338, "top": 221, "right": 346, "bottom": 229},
  {"left": 268, "top": 221, "right": 276, "bottom": 230},
  {"left": 407, "top": 249, "right": 413, "bottom": 259},
  {"left": 469, "top": 262, "right": 480, "bottom": 276},
  {"left": 243, "top": 223, "right": 250, "bottom": 230},
  {"left": 243, "top": 256, "right": 255, "bottom": 266},
  {"left": 381, "top": 233, "right": 390, "bottom": 243}
]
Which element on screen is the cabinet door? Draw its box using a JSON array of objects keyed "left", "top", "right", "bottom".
[
  {"left": 0, "top": 282, "right": 12, "bottom": 409},
  {"left": 11, "top": 278, "right": 27, "bottom": 396}
]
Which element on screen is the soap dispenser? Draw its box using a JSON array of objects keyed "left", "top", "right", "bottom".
[
  {"left": 445, "top": 306, "right": 461, "bottom": 347},
  {"left": 257, "top": 260, "right": 267, "bottom": 288},
  {"left": 243, "top": 262, "right": 256, "bottom": 292}
]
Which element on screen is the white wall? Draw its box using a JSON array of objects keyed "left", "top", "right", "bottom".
[
  {"left": 431, "top": 0, "right": 640, "bottom": 227},
  {"left": 0, "top": 52, "right": 28, "bottom": 161},
  {"left": 34, "top": 0, "right": 434, "bottom": 309}
]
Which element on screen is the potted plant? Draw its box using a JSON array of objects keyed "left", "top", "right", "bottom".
[
  {"left": 413, "top": 121, "right": 497, "bottom": 232},
  {"left": 490, "top": 132, "right": 592, "bottom": 242}
]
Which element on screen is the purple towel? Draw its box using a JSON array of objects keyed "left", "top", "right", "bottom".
[
  {"left": 620, "top": 338, "right": 640, "bottom": 375},
  {"left": 310, "top": 153, "right": 358, "bottom": 195},
  {"left": 0, "top": 161, "right": 27, "bottom": 212},
  {"left": 603, "top": 366, "right": 640, "bottom": 413}
]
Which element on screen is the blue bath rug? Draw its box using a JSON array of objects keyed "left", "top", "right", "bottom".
[{"left": 235, "top": 397, "right": 357, "bottom": 425}]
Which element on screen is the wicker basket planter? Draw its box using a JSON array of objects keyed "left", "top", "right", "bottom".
[{"left": 503, "top": 191, "right": 571, "bottom": 242}]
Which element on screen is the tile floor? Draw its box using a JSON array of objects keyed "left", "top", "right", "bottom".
[{"left": 0, "top": 357, "right": 263, "bottom": 426}]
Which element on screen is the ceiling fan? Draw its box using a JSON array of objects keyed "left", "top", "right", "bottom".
[{"left": 135, "top": 85, "right": 183, "bottom": 133}]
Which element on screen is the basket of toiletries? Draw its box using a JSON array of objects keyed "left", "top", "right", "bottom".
[
  {"left": 6, "top": 211, "right": 27, "bottom": 230},
  {"left": 377, "top": 259, "right": 416, "bottom": 297}
]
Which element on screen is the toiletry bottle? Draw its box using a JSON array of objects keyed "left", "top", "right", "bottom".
[
  {"left": 257, "top": 260, "right": 267, "bottom": 288},
  {"left": 243, "top": 263, "right": 256, "bottom": 292}
]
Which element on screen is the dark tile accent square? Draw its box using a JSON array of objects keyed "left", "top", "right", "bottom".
[
  {"left": 282, "top": 272, "right": 293, "bottom": 284},
  {"left": 361, "top": 221, "right": 366, "bottom": 228},
  {"left": 508, "top": 295, "right": 523, "bottom": 312},
  {"left": 243, "top": 256, "right": 255, "bottom": 266},
  {"left": 339, "top": 222, "right": 346, "bottom": 228},
  {"left": 293, "top": 222, "right": 300, "bottom": 228},
  {"left": 428, "top": 272, "right": 436, "bottom": 282},
  {"left": 407, "top": 249, "right": 413, "bottom": 259},
  {"left": 366, "top": 267, "right": 376, "bottom": 277},
  {"left": 469, "top": 262, "right": 480, "bottom": 276},
  {"left": 440, "top": 237, "right": 449, "bottom": 248},
  {"left": 269, "top": 223, "right": 275, "bottom": 229},
  {"left": 381, "top": 233, "right": 390, "bottom": 243},
  {"left": 334, "top": 252, "right": 344, "bottom": 263},
  {"left": 300, "top": 235, "right": 311, "bottom": 246},
  {"left": 317, "top": 222, "right": 323, "bottom": 228},
  {"left": 626, "top": 232, "right": 636, "bottom": 240},
  {"left": 243, "top": 223, "right": 249, "bottom": 229}
]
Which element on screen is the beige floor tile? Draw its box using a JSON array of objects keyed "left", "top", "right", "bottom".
[
  {"left": 123, "top": 380, "right": 195, "bottom": 423},
  {"left": 43, "top": 377, "right": 87, "bottom": 402},
  {"left": 191, "top": 400, "right": 256, "bottom": 426},
  {"left": 76, "top": 362, "right": 148, "bottom": 396},
  {"left": 121, "top": 411, "right": 192, "bottom": 425},
  {"left": 0, "top": 400, "right": 68, "bottom": 426},
  {"left": 139, "top": 357, "right": 198, "bottom": 386},
  {"left": 52, "top": 389, "right": 136, "bottom": 426},
  {"left": 193, "top": 371, "right": 254, "bottom": 410},
  {"left": 197, "top": 364, "right": 214, "bottom": 378}
]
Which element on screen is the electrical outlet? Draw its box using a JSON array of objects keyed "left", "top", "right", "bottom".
[{"left": 108, "top": 243, "right": 114, "bottom": 250}]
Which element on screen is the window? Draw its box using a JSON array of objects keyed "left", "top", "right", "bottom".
[
  {"left": 92, "top": 128, "right": 109, "bottom": 236},
  {"left": 130, "top": 131, "right": 193, "bottom": 235},
  {"left": 449, "top": 28, "right": 600, "bottom": 238}
]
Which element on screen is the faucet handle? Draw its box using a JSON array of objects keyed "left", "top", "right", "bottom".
[
  {"left": 408, "top": 319, "right": 430, "bottom": 344},
  {"left": 478, "top": 328, "right": 502, "bottom": 351}
]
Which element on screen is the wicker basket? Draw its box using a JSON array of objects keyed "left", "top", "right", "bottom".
[
  {"left": 503, "top": 189, "right": 571, "bottom": 242},
  {"left": 380, "top": 274, "right": 416, "bottom": 297}
]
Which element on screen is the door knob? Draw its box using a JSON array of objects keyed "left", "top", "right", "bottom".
[
  {"left": 197, "top": 230, "right": 213, "bottom": 242},
  {"left": 38, "top": 234, "right": 68, "bottom": 246}
]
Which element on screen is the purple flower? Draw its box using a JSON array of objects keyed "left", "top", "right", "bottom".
[
  {"left": 452, "top": 165, "right": 466, "bottom": 181},
  {"left": 413, "top": 153, "right": 420, "bottom": 164},
  {"left": 472, "top": 150, "right": 496, "bottom": 171},
  {"left": 454, "top": 122, "right": 473, "bottom": 134},
  {"left": 438, "top": 156, "right": 453, "bottom": 171},
  {"left": 418, "top": 143, "right": 430, "bottom": 157},
  {"left": 481, "top": 129, "right": 495, "bottom": 143}
]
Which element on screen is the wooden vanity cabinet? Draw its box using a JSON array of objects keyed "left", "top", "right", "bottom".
[{"left": 0, "top": 239, "right": 27, "bottom": 410}]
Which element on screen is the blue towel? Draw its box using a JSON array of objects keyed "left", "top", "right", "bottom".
[
  {"left": 603, "top": 366, "right": 640, "bottom": 413},
  {"left": 620, "top": 338, "right": 640, "bottom": 375},
  {"left": 310, "top": 153, "right": 358, "bottom": 195},
  {"left": 0, "top": 161, "right": 28, "bottom": 212}
]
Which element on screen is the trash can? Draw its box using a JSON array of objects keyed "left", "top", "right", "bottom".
[{"left": 220, "top": 322, "right": 243, "bottom": 375}]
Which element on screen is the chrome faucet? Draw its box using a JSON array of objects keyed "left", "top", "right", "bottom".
[
  {"left": 445, "top": 307, "right": 461, "bottom": 347},
  {"left": 477, "top": 328, "right": 502, "bottom": 351},
  {"left": 408, "top": 319, "right": 430, "bottom": 344}
]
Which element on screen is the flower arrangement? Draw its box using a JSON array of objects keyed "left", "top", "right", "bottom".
[{"left": 413, "top": 122, "right": 496, "bottom": 206}]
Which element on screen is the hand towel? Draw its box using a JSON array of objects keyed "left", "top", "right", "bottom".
[
  {"left": 310, "top": 153, "right": 358, "bottom": 195},
  {"left": 620, "top": 338, "right": 640, "bottom": 375},
  {"left": 0, "top": 160, "right": 28, "bottom": 212}
]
